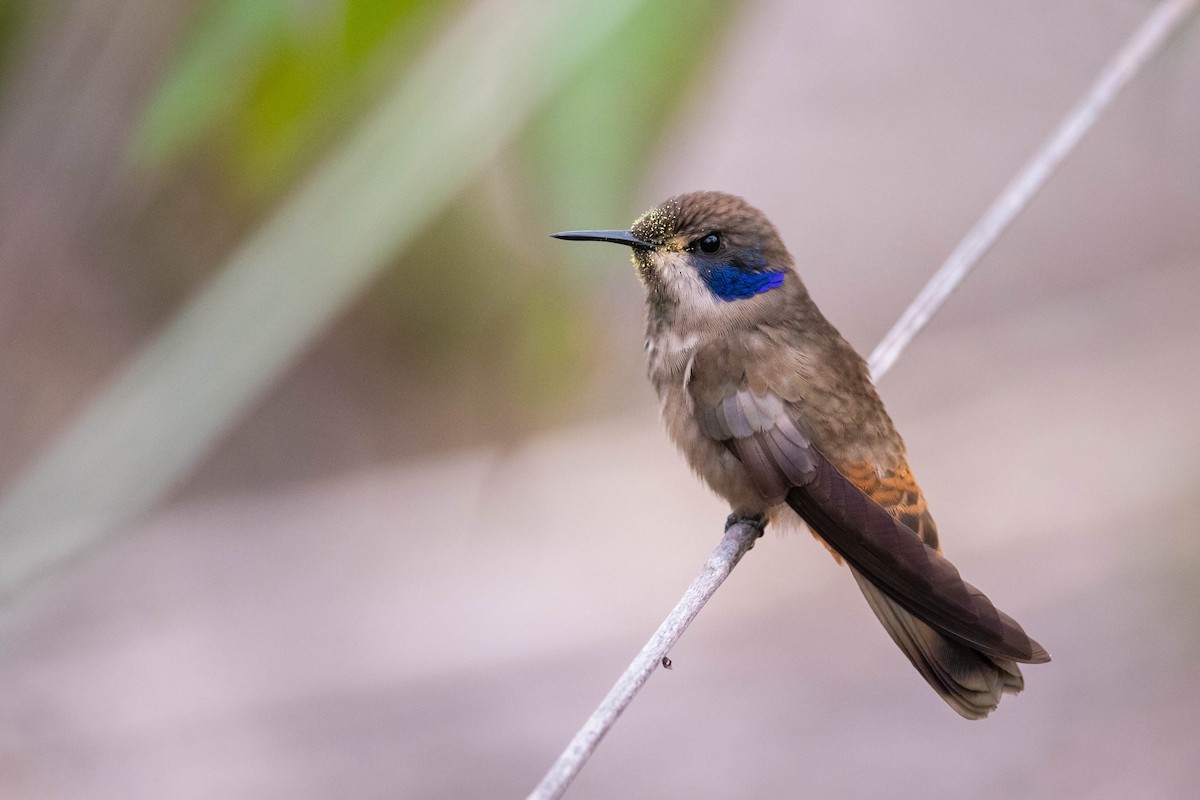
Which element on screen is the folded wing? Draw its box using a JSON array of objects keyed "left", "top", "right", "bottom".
[{"left": 696, "top": 386, "right": 1049, "bottom": 666}]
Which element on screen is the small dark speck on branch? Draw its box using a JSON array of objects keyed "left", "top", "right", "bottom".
[{"left": 526, "top": 517, "right": 762, "bottom": 800}]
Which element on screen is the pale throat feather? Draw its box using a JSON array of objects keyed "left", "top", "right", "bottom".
[{"left": 645, "top": 327, "right": 700, "bottom": 380}]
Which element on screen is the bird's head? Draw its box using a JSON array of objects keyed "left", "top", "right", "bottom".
[{"left": 554, "top": 191, "right": 799, "bottom": 334}]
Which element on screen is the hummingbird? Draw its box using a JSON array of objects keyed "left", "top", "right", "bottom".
[{"left": 553, "top": 190, "right": 1049, "bottom": 719}]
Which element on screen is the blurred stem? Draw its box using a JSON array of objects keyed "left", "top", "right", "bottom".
[{"left": 0, "top": 0, "right": 647, "bottom": 603}]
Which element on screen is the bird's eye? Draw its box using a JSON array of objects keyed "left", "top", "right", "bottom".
[{"left": 697, "top": 233, "right": 721, "bottom": 254}]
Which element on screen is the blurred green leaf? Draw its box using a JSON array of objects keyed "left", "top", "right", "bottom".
[
  {"left": 343, "top": 0, "right": 421, "bottom": 60},
  {"left": 2, "top": 0, "right": 657, "bottom": 595},
  {"left": 521, "top": 0, "right": 742, "bottom": 229},
  {"left": 132, "top": 0, "right": 294, "bottom": 165},
  {"left": 353, "top": 0, "right": 743, "bottom": 424},
  {"left": 0, "top": 0, "right": 29, "bottom": 74},
  {"left": 134, "top": 0, "right": 455, "bottom": 197},
  {"left": 130, "top": 0, "right": 748, "bottom": 431}
]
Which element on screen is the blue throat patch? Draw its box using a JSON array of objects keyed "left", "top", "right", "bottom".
[{"left": 703, "top": 265, "right": 786, "bottom": 301}]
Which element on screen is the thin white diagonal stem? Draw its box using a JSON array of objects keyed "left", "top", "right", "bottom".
[
  {"left": 527, "top": 519, "right": 762, "bottom": 800},
  {"left": 867, "top": 0, "right": 1199, "bottom": 383}
]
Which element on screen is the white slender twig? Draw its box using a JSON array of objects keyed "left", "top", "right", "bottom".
[
  {"left": 868, "top": 0, "right": 1199, "bottom": 382},
  {"left": 528, "top": 3, "right": 1198, "bottom": 797},
  {"left": 526, "top": 519, "right": 763, "bottom": 800}
]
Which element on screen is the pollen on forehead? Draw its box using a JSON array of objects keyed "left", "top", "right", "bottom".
[{"left": 631, "top": 201, "right": 679, "bottom": 244}]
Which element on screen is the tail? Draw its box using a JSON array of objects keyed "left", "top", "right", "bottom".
[
  {"left": 782, "top": 455, "right": 1048, "bottom": 718},
  {"left": 850, "top": 567, "right": 1025, "bottom": 719}
]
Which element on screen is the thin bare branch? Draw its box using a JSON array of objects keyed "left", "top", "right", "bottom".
[
  {"left": 526, "top": 518, "right": 763, "bottom": 800},
  {"left": 867, "top": 0, "right": 1199, "bottom": 382}
]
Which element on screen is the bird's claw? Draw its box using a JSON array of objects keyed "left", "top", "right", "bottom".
[{"left": 725, "top": 513, "right": 767, "bottom": 541}]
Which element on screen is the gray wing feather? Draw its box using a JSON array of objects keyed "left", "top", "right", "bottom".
[{"left": 703, "top": 389, "right": 817, "bottom": 498}]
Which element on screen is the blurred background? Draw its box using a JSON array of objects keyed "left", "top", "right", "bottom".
[{"left": 1, "top": 0, "right": 1198, "bottom": 797}]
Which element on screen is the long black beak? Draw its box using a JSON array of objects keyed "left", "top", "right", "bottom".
[{"left": 551, "top": 229, "right": 654, "bottom": 250}]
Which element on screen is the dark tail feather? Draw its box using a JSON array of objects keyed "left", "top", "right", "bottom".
[
  {"left": 776, "top": 449, "right": 1046, "bottom": 715},
  {"left": 850, "top": 568, "right": 1024, "bottom": 719},
  {"left": 784, "top": 462, "right": 1050, "bottom": 665}
]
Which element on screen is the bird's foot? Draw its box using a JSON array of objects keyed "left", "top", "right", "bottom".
[{"left": 725, "top": 513, "right": 767, "bottom": 539}]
